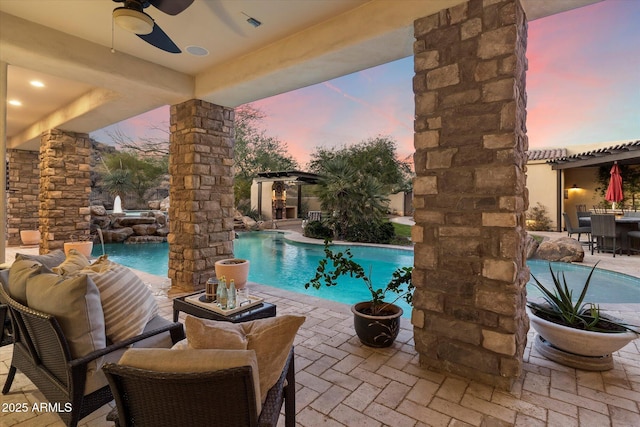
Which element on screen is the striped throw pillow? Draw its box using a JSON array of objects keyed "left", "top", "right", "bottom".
[{"left": 79, "top": 256, "right": 159, "bottom": 343}]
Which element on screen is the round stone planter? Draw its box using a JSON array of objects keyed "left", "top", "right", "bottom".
[
  {"left": 214, "top": 258, "right": 250, "bottom": 289},
  {"left": 64, "top": 241, "right": 94, "bottom": 257},
  {"left": 20, "top": 230, "right": 41, "bottom": 246},
  {"left": 527, "top": 307, "right": 638, "bottom": 370},
  {"left": 351, "top": 301, "right": 403, "bottom": 348}
]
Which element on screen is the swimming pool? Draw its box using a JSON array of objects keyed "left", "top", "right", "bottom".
[{"left": 93, "top": 232, "right": 640, "bottom": 317}]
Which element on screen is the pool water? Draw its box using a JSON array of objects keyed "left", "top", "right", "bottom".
[{"left": 93, "top": 232, "right": 640, "bottom": 317}]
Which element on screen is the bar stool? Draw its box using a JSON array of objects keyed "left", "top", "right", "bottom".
[{"left": 628, "top": 230, "right": 640, "bottom": 255}]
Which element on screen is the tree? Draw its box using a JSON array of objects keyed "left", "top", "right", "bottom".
[
  {"left": 308, "top": 136, "right": 413, "bottom": 193},
  {"left": 309, "top": 136, "right": 413, "bottom": 243},
  {"left": 98, "top": 152, "right": 167, "bottom": 205},
  {"left": 104, "top": 124, "right": 170, "bottom": 156},
  {"left": 233, "top": 105, "right": 299, "bottom": 206}
]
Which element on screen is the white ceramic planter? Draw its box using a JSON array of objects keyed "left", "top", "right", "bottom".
[
  {"left": 64, "top": 241, "right": 94, "bottom": 257},
  {"left": 527, "top": 307, "right": 637, "bottom": 356},
  {"left": 214, "top": 259, "right": 250, "bottom": 289},
  {"left": 20, "top": 230, "right": 41, "bottom": 246}
]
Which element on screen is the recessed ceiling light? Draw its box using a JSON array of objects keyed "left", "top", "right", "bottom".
[
  {"left": 30, "top": 80, "right": 45, "bottom": 88},
  {"left": 9, "top": 100, "right": 22, "bottom": 106},
  {"left": 185, "top": 45, "right": 209, "bottom": 56}
]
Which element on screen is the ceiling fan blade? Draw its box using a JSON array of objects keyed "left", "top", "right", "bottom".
[
  {"left": 137, "top": 23, "right": 181, "bottom": 53},
  {"left": 149, "top": 0, "right": 194, "bottom": 16}
]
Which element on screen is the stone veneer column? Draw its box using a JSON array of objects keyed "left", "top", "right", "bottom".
[
  {"left": 169, "top": 99, "right": 235, "bottom": 291},
  {"left": 412, "top": 0, "right": 529, "bottom": 389},
  {"left": 39, "top": 130, "right": 92, "bottom": 253},
  {"left": 6, "top": 149, "right": 40, "bottom": 246}
]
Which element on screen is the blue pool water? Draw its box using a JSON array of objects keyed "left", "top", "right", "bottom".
[{"left": 93, "top": 232, "right": 640, "bottom": 316}]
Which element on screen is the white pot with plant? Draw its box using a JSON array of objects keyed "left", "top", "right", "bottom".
[
  {"left": 305, "top": 240, "right": 413, "bottom": 348},
  {"left": 527, "top": 263, "right": 638, "bottom": 370}
]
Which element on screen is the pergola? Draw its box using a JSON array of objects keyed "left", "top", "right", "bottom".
[
  {"left": 548, "top": 140, "right": 640, "bottom": 226},
  {"left": 254, "top": 170, "right": 320, "bottom": 219}
]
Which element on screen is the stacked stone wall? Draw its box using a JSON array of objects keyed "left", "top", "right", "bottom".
[
  {"left": 168, "top": 99, "right": 235, "bottom": 291},
  {"left": 6, "top": 149, "right": 40, "bottom": 246},
  {"left": 412, "top": 0, "right": 529, "bottom": 390},
  {"left": 39, "top": 130, "right": 92, "bottom": 253}
]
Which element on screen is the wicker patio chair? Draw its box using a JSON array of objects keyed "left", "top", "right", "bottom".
[
  {"left": 104, "top": 347, "right": 296, "bottom": 427},
  {"left": 590, "top": 214, "right": 621, "bottom": 257},
  {"left": 0, "top": 281, "right": 185, "bottom": 427},
  {"left": 0, "top": 302, "right": 12, "bottom": 346}
]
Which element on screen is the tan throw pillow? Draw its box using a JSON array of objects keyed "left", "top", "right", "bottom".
[
  {"left": 16, "top": 249, "right": 66, "bottom": 269},
  {"left": 79, "top": 256, "right": 159, "bottom": 343},
  {"left": 26, "top": 273, "right": 106, "bottom": 373},
  {"left": 185, "top": 315, "right": 305, "bottom": 399},
  {"left": 119, "top": 348, "right": 262, "bottom": 413},
  {"left": 7, "top": 259, "right": 51, "bottom": 305},
  {"left": 53, "top": 249, "right": 91, "bottom": 276},
  {"left": 185, "top": 315, "right": 248, "bottom": 350}
]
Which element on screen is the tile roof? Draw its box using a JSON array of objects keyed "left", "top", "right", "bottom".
[
  {"left": 526, "top": 148, "right": 567, "bottom": 161},
  {"left": 548, "top": 140, "right": 640, "bottom": 168}
]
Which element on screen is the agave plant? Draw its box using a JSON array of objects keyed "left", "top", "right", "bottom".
[
  {"left": 527, "top": 263, "right": 632, "bottom": 333},
  {"left": 305, "top": 239, "right": 413, "bottom": 316}
]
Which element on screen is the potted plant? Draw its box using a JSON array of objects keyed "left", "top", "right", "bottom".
[
  {"left": 305, "top": 240, "right": 413, "bottom": 348},
  {"left": 215, "top": 258, "right": 250, "bottom": 289},
  {"left": 527, "top": 263, "right": 638, "bottom": 370}
]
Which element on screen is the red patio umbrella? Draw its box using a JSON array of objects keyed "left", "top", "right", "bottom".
[{"left": 605, "top": 162, "right": 623, "bottom": 207}]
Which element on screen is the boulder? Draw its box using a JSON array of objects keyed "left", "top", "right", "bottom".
[
  {"left": 242, "top": 216, "right": 259, "bottom": 231},
  {"left": 101, "top": 227, "right": 134, "bottom": 243},
  {"left": 132, "top": 224, "right": 158, "bottom": 236},
  {"left": 524, "top": 235, "right": 539, "bottom": 259},
  {"left": 90, "top": 205, "right": 107, "bottom": 216},
  {"left": 160, "top": 196, "right": 170, "bottom": 211},
  {"left": 116, "top": 217, "right": 156, "bottom": 227},
  {"left": 148, "top": 200, "right": 161, "bottom": 210},
  {"left": 125, "top": 236, "right": 167, "bottom": 244},
  {"left": 535, "top": 237, "right": 584, "bottom": 263}
]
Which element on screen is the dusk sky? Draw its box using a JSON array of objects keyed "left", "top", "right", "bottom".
[{"left": 91, "top": 0, "right": 640, "bottom": 168}]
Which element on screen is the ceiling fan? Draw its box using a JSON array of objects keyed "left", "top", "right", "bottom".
[{"left": 112, "top": 0, "right": 194, "bottom": 54}]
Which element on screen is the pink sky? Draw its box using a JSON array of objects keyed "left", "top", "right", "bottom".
[{"left": 92, "top": 0, "right": 640, "bottom": 167}]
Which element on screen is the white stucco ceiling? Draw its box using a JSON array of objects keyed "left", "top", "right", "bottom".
[{"left": 0, "top": 0, "right": 602, "bottom": 150}]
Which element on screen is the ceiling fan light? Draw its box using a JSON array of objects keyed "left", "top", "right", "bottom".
[{"left": 113, "top": 8, "right": 154, "bottom": 35}]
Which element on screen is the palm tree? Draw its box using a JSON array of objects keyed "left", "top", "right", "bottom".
[{"left": 316, "top": 157, "right": 390, "bottom": 241}]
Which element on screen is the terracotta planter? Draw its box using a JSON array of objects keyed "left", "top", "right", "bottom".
[
  {"left": 20, "top": 230, "right": 41, "bottom": 246},
  {"left": 351, "top": 301, "right": 403, "bottom": 348},
  {"left": 215, "top": 259, "right": 250, "bottom": 289},
  {"left": 64, "top": 241, "right": 94, "bottom": 257}
]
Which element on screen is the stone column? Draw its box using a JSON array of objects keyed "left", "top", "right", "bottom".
[
  {"left": 39, "top": 130, "right": 92, "bottom": 253},
  {"left": 169, "top": 99, "right": 235, "bottom": 291},
  {"left": 412, "top": 0, "right": 529, "bottom": 390},
  {"left": 6, "top": 149, "right": 40, "bottom": 246}
]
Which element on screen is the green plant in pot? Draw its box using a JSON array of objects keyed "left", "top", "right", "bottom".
[
  {"left": 305, "top": 240, "right": 413, "bottom": 348},
  {"left": 527, "top": 262, "right": 638, "bottom": 370}
]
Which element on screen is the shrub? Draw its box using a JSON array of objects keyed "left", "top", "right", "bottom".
[
  {"left": 303, "top": 221, "right": 333, "bottom": 240},
  {"left": 526, "top": 203, "right": 552, "bottom": 231},
  {"left": 345, "top": 220, "right": 395, "bottom": 244}
]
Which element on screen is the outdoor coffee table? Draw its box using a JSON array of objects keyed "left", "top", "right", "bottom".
[{"left": 173, "top": 291, "right": 276, "bottom": 323}]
